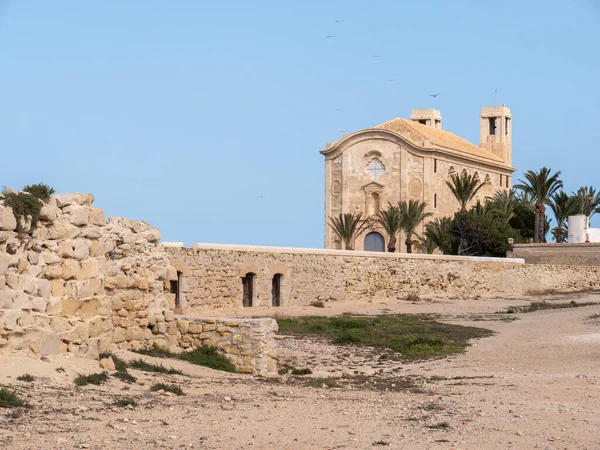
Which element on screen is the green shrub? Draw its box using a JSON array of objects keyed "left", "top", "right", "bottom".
[
  {"left": 0, "top": 388, "right": 25, "bottom": 408},
  {"left": 150, "top": 383, "right": 184, "bottom": 396},
  {"left": 2, "top": 190, "right": 42, "bottom": 231},
  {"left": 16, "top": 374, "right": 35, "bottom": 382},
  {"left": 178, "top": 347, "right": 237, "bottom": 373},
  {"left": 22, "top": 183, "right": 55, "bottom": 203},
  {"left": 112, "top": 371, "right": 137, "bottom": 383},
  {"left": 129, "top": 359, "right": 183, "bottom": 375},
  {"left": 114, "top": 397, "right": 137, "bottom": 407},
  {"left": 74, "top": 372, "right": 109, "bottom": 386},
  {"left": 333, "top": 333, "right": 361, "bottom": 345}
]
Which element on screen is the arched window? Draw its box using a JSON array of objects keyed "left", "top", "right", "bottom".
[
  {"left": 365, "top": 158, "right": 385, "bottom": 180},
  {"left": 364, "top": 232, "right": 385, "bottom": 252},
  {"left": 447, "top": 166, "right": 456, "bottom": 178}
]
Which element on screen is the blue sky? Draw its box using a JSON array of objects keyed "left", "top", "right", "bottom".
[{"left": 1, "top": 0, "right": 599, "bottom": 246}]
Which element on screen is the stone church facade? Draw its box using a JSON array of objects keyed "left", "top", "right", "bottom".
[{"left": 321, "top": 106, "right": 516, "bottom": 252}]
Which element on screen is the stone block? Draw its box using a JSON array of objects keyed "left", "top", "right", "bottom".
[
  {"left": 112, "top": 327, "right": 127, "bottom": 343},
  {"left": 27, "top": 250, "right": 40, "bottom": 265},
  {"left": 39, "top": 199, "right": 59, "bottom": 221},
  {"left": 100, "top": 356, "right": 115, "bottom": 371},
  {"left": 188, "top": 323, "right": 203, "bottom": 334},
  {"left": 79, "top": 298, "right": 100, "bottom": 319},
  {"left": 88, "top": 207, "right": 106, "bottom": 226},
  {"left": 79, "top": 258, "right": 100, "bottom": 280},
  {"left": 0, "top": 254, "right": 10, "bottom": 275},
  {"left": 37, "top": 279, "right": 51, "bottom": 298},
  {"left": 0, "top": 205, "right": 17, "bottom": 231},
  {"left": 68, "top": 206, "right": 90, "bottom": 226},
  {"left": 46, "top": 298, "right": 62, "bottom": 315},
  {"left": 177, "top": 320, "right": 189, "bottom": 334},
  {"left": 47, "top": 222, "right": 80, "bottom": 240},
  {"left": 61, "top": 259, "right": 80, "bottom": 280},
  {"left": 89, "top": 317, "right": 112, "bottom": 337},
  {"left": 164, "top": 310, "right": 175, "bottom": 322},
  {"left": 41, "top": 251, "right": 62, "bottom": 265},
  {"left": 73, "top": 238, "right": 90, "bottom": 260},
  {"left": 61, "top": 298, "right": 80, "bottom": 318},
  {"left": 49, "top": 279, "right": 66, "bottom": 297},
  {"left": 89, "top": 240, "right": 105, "bottom": 257},
  {"left": 17, "top": 258, "right": 29, "bottom": 274},
  {"left": 56, "top": 239, "right": 74, "bottom": 258}
]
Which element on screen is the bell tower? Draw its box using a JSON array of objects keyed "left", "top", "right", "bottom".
[{"left": 480, "top": 106, "right": 512, "bottom": 165}]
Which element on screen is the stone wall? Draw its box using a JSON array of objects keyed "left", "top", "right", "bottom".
[
  {"left": 168, "top": 243, "right": 600, "bottom": 312},
  {"left": 507, "top": 243, "right": 600, "bottom": 266},
  {"left": 0, "top": 193, "right": 277, "bottom": 375}
]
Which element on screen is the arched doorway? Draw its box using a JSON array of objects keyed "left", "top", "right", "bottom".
[{"left": 364, "top": 232, "right": 385, "bottom": 252}]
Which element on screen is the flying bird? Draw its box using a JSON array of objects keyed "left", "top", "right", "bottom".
[
  {"left": 325, "top": 35, "right": 336, "bottom": 39},
  {"left": 371, "top": 55, "right": 382, "bottom": 58},
  {"left": 335, "top": 108, "right": 343, "bottom": 112},
  {"left": 256, "top": 196, "right": 265, "bottom": 199},
  {"left": 429, "top": 93, "right": 440, "bottom": 98},
  {"left": 385, "top": 79, "right": 396, "bottom": 83},
  {"left": 334, "top": 19, "right": 344, "bottom": 23}
]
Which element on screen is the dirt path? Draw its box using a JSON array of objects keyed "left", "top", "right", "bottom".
[{"left": 1, "top": 294, "right": 599, "bottom": 449}]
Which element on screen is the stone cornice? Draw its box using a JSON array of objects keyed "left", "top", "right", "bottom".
[{"left": 320, "top": 128, "right": 516, "bottom": 173}]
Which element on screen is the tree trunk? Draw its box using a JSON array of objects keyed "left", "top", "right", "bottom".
[
  {"left": 345, "top": 239, "right": 352, "bottom": 250},
  {"left": 405, "top": 238, "right": 412, "bottom": 254},
  {"left": 538, "top": 206, "right": 546, "bottom": 244},
  {"left": 388, "top": 235, "right": 396, "bottom": 253},
  {"left": 534, "top": 204, "right": 541, "bottom": 243}
]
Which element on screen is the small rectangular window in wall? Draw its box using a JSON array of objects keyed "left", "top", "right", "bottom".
[
  {"left": 489, "top": 118, "right": 497, "bottom": 135},
  {"left": 434, "top": 159, "right": 437, "bottom": 173},
  {"left": 499, "top": 174, "right": 502, "bottom": 185},
  {"left": 506, "top": 176, "right": 509, "bottom": 188},
  {"left": 434, "top": 193, "right": 437, "bottom": 209},
  {"left": 505, "top": 117, "right": 510, "bottom": 135}
]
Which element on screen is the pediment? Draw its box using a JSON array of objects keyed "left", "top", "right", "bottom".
[{"left": 363, "top": 181, "right": 384, "bottom": 193}]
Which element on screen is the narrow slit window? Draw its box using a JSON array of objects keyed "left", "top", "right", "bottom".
[
  {"left": 434, "top": 159, "right": 437, "bottom": 173},
  {"left": 434, "top": 193, "right": 437, "bottom": 209},
  {"left": 489, "top": 117, "right": 497, "bottom": 135}
]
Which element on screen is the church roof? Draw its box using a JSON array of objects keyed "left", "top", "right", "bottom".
[{"left": 374, "top": 118, "right": 504, "bottom": 163}]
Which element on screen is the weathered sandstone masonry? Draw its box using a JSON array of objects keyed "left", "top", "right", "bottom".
[
  {"left": 0, "top": 193, "right": 277, "bottom": 375},
  {"left": 507, "top": 243, "right": 600, "bottom": 267},
  {"left": 168, "top": 244, "right": 600, "bottom": 312}
]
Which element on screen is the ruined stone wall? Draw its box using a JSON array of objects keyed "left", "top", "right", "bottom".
[
  {"left": 168, "top": 244, "right": 600, "bottom": 312},
  {"left": 0, "top": 194, "right": 277, "bottom": 375}
]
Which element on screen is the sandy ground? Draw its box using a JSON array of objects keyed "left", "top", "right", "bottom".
[{"left": 1, "top": 293, "right": 600, "bottom": 450}]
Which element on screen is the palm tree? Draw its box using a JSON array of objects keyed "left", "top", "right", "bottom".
[
  {"left": 514, "top": 167, "right": 563, "bottom": 243},
  {"left": 471, "top": 199, "right": 492, "bottom": 218},
  {"left": 487, "top": 189, "right": 519, "bottom": 223},
  {"left": 328, "top": 212, "right": 371, "bottom": 250},
  {"left": 398, "top": 200, "right": 433, "bottom": 253},
  {"left": 550, "top": 191, "right": 579, "bottom": 243},
  {"left": 574, "top": 186, "right": 600, "bottom": 218},
  {"left": 376, "top": 203, "right": 402, "bottom": 252},
  {"left": 424, "top": 217, "right": 453, "bottom": 254},
  {"left": 446, "top": 172, "right": 486, "bottom": 211}
]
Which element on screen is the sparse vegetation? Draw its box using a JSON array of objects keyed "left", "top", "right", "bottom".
[
  {"left": 129, "top": 359, "right": 183, "bottom": 375},
  {"left": 405, "top": 293, "right": 420, "bottom": 302},
  {"left": 0, "top": 388, "right": 25, "bottom": 408},
  {"left": 135, "top": 346, "right": 237, "bottom": 373},
  {"left": 113, "top": 371, "right": 137, "bottom": 383},
  {"left": 427, "top": 422, "right": 451, "bottom": 430},
  {"left": 55, "top": 367, "right": 65, "bottom": 373},
  {"left": 74, "top": 372, "right": 109, "bottom": 386},
  {"left": 502, "top": 301, "right": 599, "bottom": 314},
  {"left": 372, "top": 441, "right": 390, "bottom": 446},
  {"left": 278, "top": 315, "right": 492, "bottom": 361},
  {"left": 178, "top": 347, "right": 237, "bottom": 373},
  {"left": 1, "top": 183, "right": 55, "bottom": 232},
  {"left": 278, "top": 364, "right": 312, "bottom": 376},
  {"left": 309, "top": 300, "right": 325, "bottom": 308},
  {"left": 304, "top": 377, "right": 339, "bottom": 388},
  {"left": 150, "top": 383, "right": 184, "bottom": 396},
  {"left": 114, "top": 397, "right": 137, "bottom": 408},
  {"left": 16, "top": 374, "right": 34, "bottom": 382}
]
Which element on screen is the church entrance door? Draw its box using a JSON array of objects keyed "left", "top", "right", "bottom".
[{"left": 364, "top": 232, "right": 385, "bottom": 252}]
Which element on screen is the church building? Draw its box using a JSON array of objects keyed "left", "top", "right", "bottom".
[{"left": 320, "top": 106, "right": 516, "bottom": 252}]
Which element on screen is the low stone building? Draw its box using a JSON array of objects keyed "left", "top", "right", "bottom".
[{"left": 321, "top": 106, "right": 516, "bottom": 251}]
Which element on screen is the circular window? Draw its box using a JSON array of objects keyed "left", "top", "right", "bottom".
[{"left": 365, "top": 158, "right": 385, "bottom": 180}]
